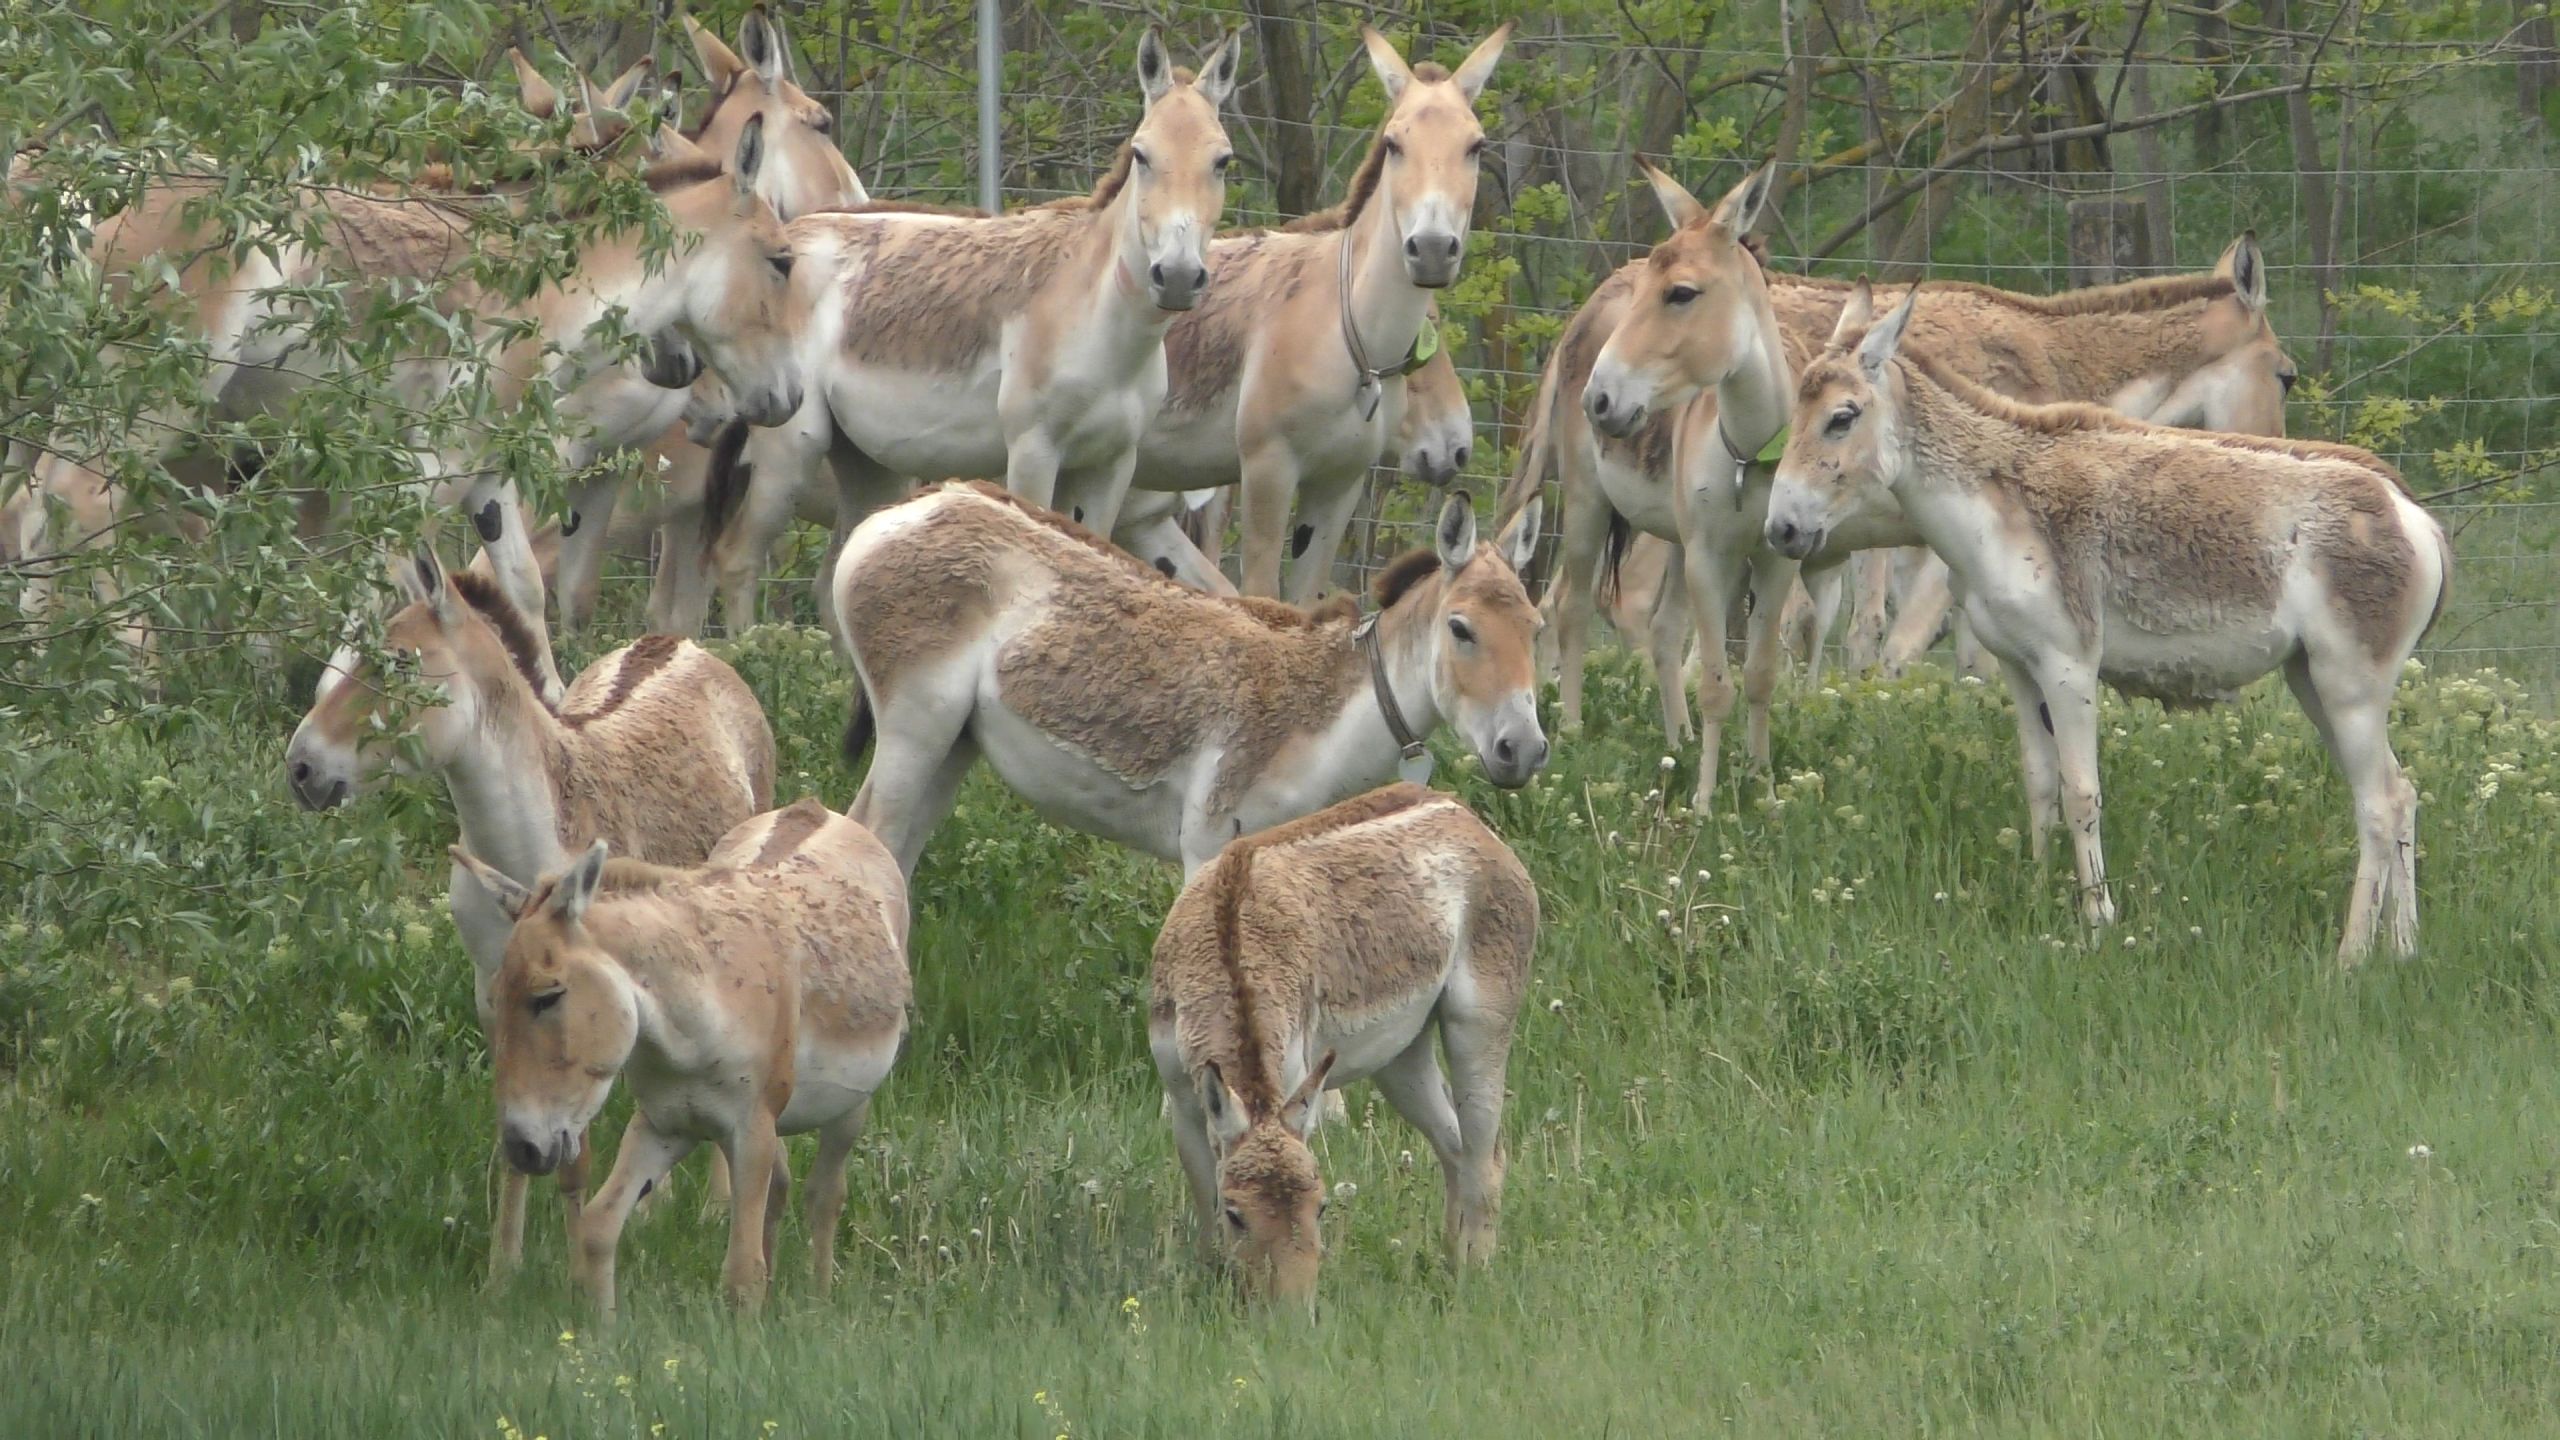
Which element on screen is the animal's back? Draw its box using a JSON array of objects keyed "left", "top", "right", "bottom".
[
  {"left": 556, "top": 636, "right": 776, "bottom": 863},
  {"left": 712, "top": 799, "right": 912, "bottom": 1039},
  {"left": 814, "top": 207, "right": 1088, "bottom": 373}
]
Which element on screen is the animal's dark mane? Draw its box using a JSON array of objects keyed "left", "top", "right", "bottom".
[
  {"left": 449, "top": 571, "right": 556, "bottom": 703},
  {"left": 1778, "top": 268, "right": 2238, "bottom": 317},
  {"left": 640, "top": 154, "right": 730, "bottom": 193},
  {"left": 1278, "top": 60, "right": 1453, "bottom": 235}
]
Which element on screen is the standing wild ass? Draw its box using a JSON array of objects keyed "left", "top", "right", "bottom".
[
  {"left": 830, "top": 482, "right": 1547, "bottom": 876},
  {"left": 1129, "top": 24, "right": 1510, "bottom": 602},
  {"left": 1152, "top": 783, "right": 1533, "bottom": 1313},
  {"left": 1504, "top": 225, "right": 2291, "bottom": 740},
  {"left": 284, "top": 546, "right": 775, "bottom": 1279},
  {"left": 20, "top": 118, "right": 804, "bottom": 691},
  {"left": 453, "top": 798, "right": 910, "bottom": 1316},
  {"left": 1765, "top": 288, "right": 2447, "bottom": 963},
  {"left": 722, "top": 28, "right": 1239, "bottom": 627}
]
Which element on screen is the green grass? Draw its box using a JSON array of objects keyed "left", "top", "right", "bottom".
[{"left": 6, "top": 627, "right": 2560, "bottom": 1438}]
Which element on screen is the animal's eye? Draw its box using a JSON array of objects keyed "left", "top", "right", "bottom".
[
  {"left": 1466, "top": 137, "right": 1485, "bottom": 159},
  {"left": 1382, "top": 136, "right": 1403, "bottom": 159},
  {"left": 770, "top": 253, "right": 795, "bottom": 280},
  {"left": 1824, "top": 405, "right": 1859, "bottom": 438},
  {"left": 1448, "top": 616, "right": 1476, "bottom": 644},
  {"left": 1666, "top": 284, "right": 1699, "bottom": 305},
  {"left": 810, "top": 110, "right": 833, "bottom": 135},
  {"left": 1222, "top": 1205, "right": 1246, "bottom": 1231},
  {"left": 1131, "top": 147, "right": 1152, "bottom": 171},
  {"left": 530, "top": 988, "right": 565, "bottom": 1016},
  {"left": 2278, "top": 367, "right": 2298, "bottom": 394},
  {"left": 1213, "top": 153, "right": 1234, "bottom": 174}
]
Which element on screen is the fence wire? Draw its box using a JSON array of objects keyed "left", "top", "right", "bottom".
[{"left": 661, "top": 2, "right": 2556, "bottom": 688}]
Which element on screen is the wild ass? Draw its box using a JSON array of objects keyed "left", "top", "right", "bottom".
[
  {"left": 1765, "top": 289, "right": 2447, "bottom": 964},
  {"left": 830, "top": 482, "right": 1547, "bottom": 877},
  {"left": 691, "top": 296, "right": 1469, "bottom": 622},
  {"left": 453, "top": 798, "right": 910, "bottom": 1315},
  {"left": 1152, "top": 783, "right": 1533, "bottom": 1313},
  {"left": 20, "top": 118, "right": 804, "bottom": 689},
  {"left": 1128, "top": 24, "right": 1511, "bottom": 602},
  {"left": 1504, "top": 221, "right": 2291, "bottom": 757},
  {"left": 722, "top": 29, "right": 1239, "bottom": 629},
  {"left": 547, "top": 6, "right": 872, "bottom": 630},
  {"left": 284, "top": 546, "right": 775, "bottom": 1278}
]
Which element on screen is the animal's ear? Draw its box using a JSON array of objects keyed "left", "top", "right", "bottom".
[
  {"left": 508, "top": 49, "right": 562, "bottom": 120},
  {"left": 1195, "top": 28, "right": 1243, "bottom": 110},
  {"left": 740, "top": 5, "right": 788, "bottom": 87},
  {"left": 1708, "top": 160, "right": 1775, "bottom": 238},
  {"left": 685, "top": 12, "right": 746, "bottom": 91},
  {"left": 549, "top": 839, "right": 609, "bottom": 928},
  {"left": 598, "top": 55, "right": 654, "bottom": 113},
  {"left": 651, "top": 123, "right": 708, "bottom": 166},
  {"left": 569, "top": 73, "right": 629, "bottom": 150},
  {"left": 1637, "top": 160, "right": 1706, "bottom": 232},
  {"left": 1857, "top": 287, "right": 1917, "bottom": 379},
  {"left": 410, "top": 547, "right": 461, "bottom": 624},
  {"left": 1495, "top": 495, "right": 1542, "bottom": 573},
  {"left": 732, "top": 112, "right": 767, "bottom": 199},
  {"left": 2220, "top": 231, "right": 2268, "bottom": 314},
  {"left": 1450, "top": 20, "right": 1513, "bottom": 103},
  {"left": 1279, "top": 1050, "right": 1338, "bottom": 1141},
  {"left": 1136, "top": 27, "right": 1174, "bottom": 104},
  {"left": 1827, "top": 276, "right": 1875, "bottom": 347},
  {"left": 1197, "top": 1062, "right": 1250, "bottom": 1150},
  {"left": 1433, "top": 491, "right": 1478, "bottom": 571},
  {"left": 450, "top": 846, "right": 534, "bottom": 921},
  {"left": 1361, "top": 27, "right": 1415, "bottom": 105}
]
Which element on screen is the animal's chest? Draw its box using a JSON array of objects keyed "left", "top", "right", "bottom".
[
  {"left": 1591, "top": 440, "right": 1681, "bottom": 540},
  {"left": 626, "top": 1047, "right": 757, "bottom": 1140}
]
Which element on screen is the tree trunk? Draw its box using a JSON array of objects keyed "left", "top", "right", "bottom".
[
  {"left": 1884, "top": 0, "right": 2018, "bottom": 277},
  {"left": 2264, "top": 0, "right": 2342, "bottom": 369},
  {"left": 2190, "top": 2, "right": 2232, "bottom": 162},
  {"left": 2520, "top": 0, "right": 2559, "bottom": 122},
  {"left": 1249, "top": 0, "right": 1321, "bottom": 218}
]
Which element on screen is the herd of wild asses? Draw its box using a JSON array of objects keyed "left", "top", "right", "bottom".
[{"left": 12, "top": 10, "right": 2446, "bottom": 1315}]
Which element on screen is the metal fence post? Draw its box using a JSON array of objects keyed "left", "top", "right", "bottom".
[{"left": 976, "top": 0, "right": 1002, "bottom": 212}]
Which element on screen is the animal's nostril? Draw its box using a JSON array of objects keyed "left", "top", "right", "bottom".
[
  {"left": 1494, "top": 738, "right": 1516, "bottom": 765},
  {"left": 291, "top": 761, "right": 311, "bottom": 785},
  {"left": 1404, "top": 237, "right": 1420, "bottom": 258},
  {"left": 1590, "top": 392, "right": 1610, "bottom": 416},
  {"left": 1445, "top": 237, "right": 1461, "bottom": 258},
  {"left": 503, "top": 1135, "right": 544, "bottom": 1172},
  {"left": 1453, "top": 446, "right": 1471, "bottom": 469},
  {"left": 1150, "top": 263, "right": 1166, "bottom": 287}
]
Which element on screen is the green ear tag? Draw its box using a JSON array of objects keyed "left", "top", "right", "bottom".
[
  {"left": 1754, "top": 424, "right": 1789, "bottom": 466},
  {"left": 1400, "top": 322, "right": 1440, "bottom": 375}
]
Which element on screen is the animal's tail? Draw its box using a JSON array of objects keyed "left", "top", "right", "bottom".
[
  {"left": 1596, "top": 510, "right": 1633, "bottom": 616},
  {"left": 1494, "top": 345, "right": 1565, "bottom": 533},
  {"left": 2421, "top": 516, "right": 2455, "bottom": 642},
  {"left": 697, "top": 418, "right": 754, "bottom": 563},
  {"left": 840, "top": 682, "right": 875, "bottom": 769}
]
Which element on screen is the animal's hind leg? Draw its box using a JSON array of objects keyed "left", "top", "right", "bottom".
[
  {"left": 1740, "top": 553, "right": 1804, "bottom": 779},
  {"left": 2033, "top": 657, "right": 2115, "bottom": 933},
  {"left": 1797, "top": 560, "right": 1846, "bottom": 681},
  {"left": 805, "top": 1098, "right": 870, "bottom": 1298},
  {"left": 849, "top": 677, "right": 982, "bottom": 877},
  {"left": 2290, "top": 652, "right": 2415, "bottom": 963},
  {"left": 1880, "top": 551, "right": 1955, "bottom": 677},
  {"left": 814, "top": 435, "right": 909, "bottom": 644},
  {"left": 1367, "top": 1035, "right": 1472, "bottom": 1264},
  {"left": 1547, "top": 462, "right": 1616, "bottom": 731},
  {"left": 760, "top": 1140, "right": 792, "bottom": 1276},
  {"left": 1844, "top": 548, "right": 1893, "bottom": 672},
  {"left": 1641, "top": 550, "right": 1694, "bottom": 746},
  {"left": 1436, "top": 1000, "right": 1518, "bottom": 1267}
]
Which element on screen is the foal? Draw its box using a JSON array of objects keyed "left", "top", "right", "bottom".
[
  {"left": 1152, "top": 783, "right": 1534, "bottom": 1314},
  {"left": 285, "top": 547, "right": 774, "bottom": 1276},
  {"left": 455, "top": 798, "right": 910, "bottom": 1315},
  {"left": 1766, "top": 290, "right": 2448, "bottom": 963}
]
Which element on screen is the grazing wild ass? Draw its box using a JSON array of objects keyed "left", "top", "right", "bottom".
[
  {"left": 1130, "top": 24, "right": 1511, "bottom": 602},
  {"left": 1765, "top": 288, "right": 2447, "bottom": 963},
  {"left": 20, "top": 118, "right": 805, "bottom": 689},
  {"left": 830, "top": 482, "right": 1546, "bottom": 876},
  {"left": 284, "top": 546, "right": 774, "bottom": 1278},
  {"left": 723, "top": 29, "right": 1239, "bottom": 625},
  {"left": 1504, "top": 225, "right": 2291, "bottom": 729},
  {"left": 453, "top": 799, "right": 909, "bottom": 1315},
  {"left": 1152, "top": 783, "right": 1533, "bottom": 1312}
]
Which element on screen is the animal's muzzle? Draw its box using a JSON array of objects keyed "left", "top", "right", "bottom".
[
  {"left": 642, "top": 333, "right": 704, "bottom": 390},
  {"left": 1484, "top": 728, "right": 1550, "bottom": 788},
  {"left": 1149, "top": 259, "right": 1209, "bottom": 311},
  {"left": 1402, "top": 231, "right": 1464, "bottom": 289},
  {"left": 1583, "top": 383, "right": 1644, "bottom": 440},
  {"left": 502, "top": 1124, "right": 571, "bottom": 1176},
  {"left": 737, "top": 381, "right": 804, "bottom": 430},
  {"left": 1764, "top": 518, "right": 1825, "bottom": 561}
]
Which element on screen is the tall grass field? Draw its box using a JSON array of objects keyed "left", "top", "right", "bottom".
[{"left": 5, "top": 624, "right": 2558, "bottom": 1437}]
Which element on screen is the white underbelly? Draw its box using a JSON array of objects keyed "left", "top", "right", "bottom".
[
  {"left": 2098, "top": 612, "right": 2294, "bottom": 701},
  {"left": 1319, "top": 982, "right": 1447, "bottom": 1087},
  {"left": 775, "top": 1027, "right": 901, "bottom": 1134},
  {"left": 1133, "top": 405, "right": 1244, "bottom": 491},
  {"left": 831, "top": 364, "right": 1009, "bottom": 477},
  {"left": 968, "top": 692, "right": 1190, "bottom": 862}
]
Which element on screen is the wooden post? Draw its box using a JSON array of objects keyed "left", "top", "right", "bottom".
[{"left": 2066, "top": 196, "right": 2155, "bottom": 286}]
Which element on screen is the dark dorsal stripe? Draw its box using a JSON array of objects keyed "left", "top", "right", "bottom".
[
  {"left": 750, "top": 797, "right": 830, "bottom": 866},
  {"left": 560, "top": 633, "right": 683, "bottom": 730}
]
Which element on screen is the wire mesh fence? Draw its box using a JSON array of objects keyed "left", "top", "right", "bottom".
[{"left": 648, "top": 1, "right": 2556, "bottom": 690}]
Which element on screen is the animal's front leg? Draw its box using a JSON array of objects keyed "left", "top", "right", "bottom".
[
  {"left": 1994, "top": 655, "right": 2063, "bottom": 864},
  {"left": 1234, "top": 443, "right": 1301, "bottom": 599},
  {"left": 1677, "top": 541, "right": 1737, "bottom": 812},
  {"left": 1547, "top": 471, "right": 1616, "bottom": 731},
  {"left": 1002, "top": 431, "right": 1064, "bottom": 513},
  {"left": 2035, "top": 658, "right": 2115, "bottom": 932},
  {"left": 1738, "top": 552, "right": 1802, "bottom": 779},
  {"left": 719, "top": 1114, "right": 782, "bottom": 1313},
  {"left": 488, "top": 1148, "right": 530, "bottom": 1289},
  {"left": 1054, "top": 450, "right": 1139, "bottom": 538},
  {"left": 1879, "top": 551, "right": 1955, "bottom": 677},
  {"left": 574, "top": 1111, "right": 696, "bottom": 1319},
  {"left": 1843, "top": 549, "right": 1892, "bottom": 672},
  {"left": 1641, "top": 549, "right": 1694, "bottom": 745},
  {"left": 554, "top": 473, "right": 623, "bottom": 632},
  {"left": 1281, "top": 473, "right": 1367, "bottom": 607}
]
